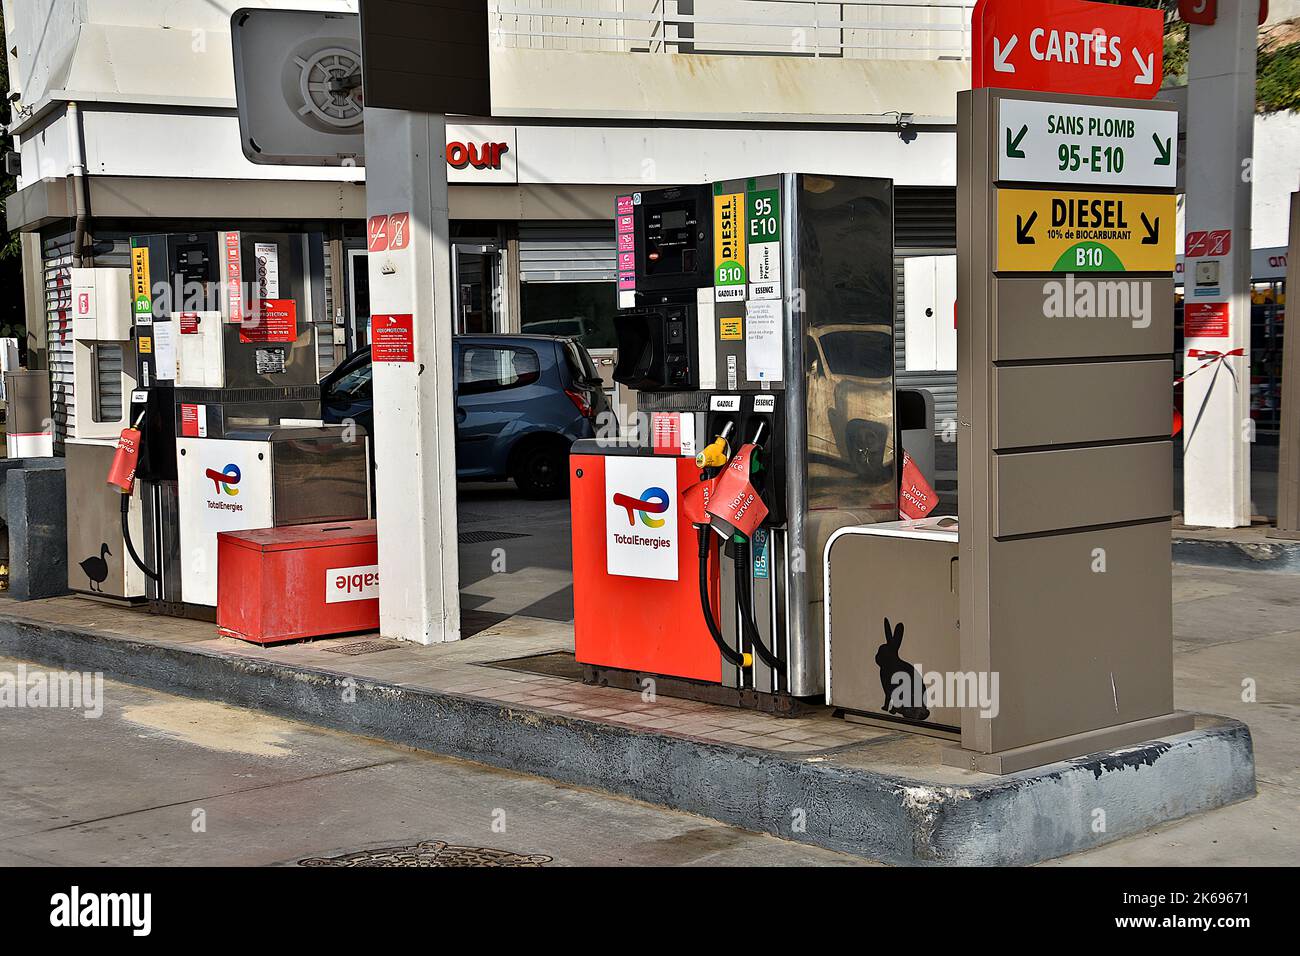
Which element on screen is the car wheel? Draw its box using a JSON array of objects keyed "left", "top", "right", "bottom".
[{"left": 511, "top": 440, "right": 570, "bottom": 499}]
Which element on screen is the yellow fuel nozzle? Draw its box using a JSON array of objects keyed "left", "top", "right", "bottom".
[
  {"left": 695, "top": 436, "right": 730, "bottom": 469},
  {"left": 696, "top": 421, "right": 735, "bottom": 469}
]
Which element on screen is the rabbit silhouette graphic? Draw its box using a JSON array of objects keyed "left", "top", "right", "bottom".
[{"left": 875, "top": 617, "right": 931, "bottom": 721}]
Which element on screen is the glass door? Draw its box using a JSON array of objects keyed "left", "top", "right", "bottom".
[{"left": 452, "top": 242, "right": 501, "bottom": 334}]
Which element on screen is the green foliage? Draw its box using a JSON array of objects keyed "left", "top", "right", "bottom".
[{"left": 1258, "top": 42, "right": 1300, "bottom": 113}]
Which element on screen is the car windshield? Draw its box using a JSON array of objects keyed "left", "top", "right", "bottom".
[{"left": 818, "top": 330, "right": 893, "bottom": 378}]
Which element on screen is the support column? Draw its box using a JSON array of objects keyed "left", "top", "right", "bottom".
[
  {"left": 363, "top": 108, "right": 461, "bottom": 644},
  {"left": 1182, "top": 0, "right": 1257, "bottom": 527}
]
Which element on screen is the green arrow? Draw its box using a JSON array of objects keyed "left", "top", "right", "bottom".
[
  {"left": 1006, "top": 124, "right": 1028, "bottom": 159},
  {"left": 1153, "top": 132, "right": 1172, "bottom": 166}
]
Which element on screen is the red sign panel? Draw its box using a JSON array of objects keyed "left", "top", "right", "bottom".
[
  {"left": 1185, "top": 302, "right": 1230, "bottom": 338},
  {"left": 371, "top": 313, "right": 415, "bottom": 363},
  {"left": 223, "top": 231, "right": 244, "bottom": 322},
  {"left": 388, "top": 212, "right": 411, "bottom": 251},
  {"left": 367, "top": 214, "right": 389, "bottom": 253},
  {"left": 973, "top": 0, "right": 1164, "bottom": 100},
  {"left": 240, "top": 299, "right": 298, "bottom": 344},
  {"left": 1186, "top": 229, "right": 1231, "bottom": 258},
  {"left": 1177, "top": 1, "right": 1268, "bottom": 26}
]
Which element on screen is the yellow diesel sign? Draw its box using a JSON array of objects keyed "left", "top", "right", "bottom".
[{"left": 996, "top": 189, "right": 1176, "bottom": 273}]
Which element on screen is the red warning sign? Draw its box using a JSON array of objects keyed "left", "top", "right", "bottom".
[
  {"left": 240, "top": 299, "right": 297, "bottom": 343},
  {"left": 1185, "top": 302, "right": 1229, "bottom": 338},
  {"left": 367, "top": 215, "right": 390, "bottom": 253},
  {"left": 372, "top": 313, "right": 415, "bottom": 363},
  {"left": 388, "top": 212, "right": 411, "bottom": 251}
]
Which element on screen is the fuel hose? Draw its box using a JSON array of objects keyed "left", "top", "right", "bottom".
[
  {"left": 732, "top": 535, "right": 785, "bottom": 674},
  {"left": 697, "top": 525, "right": 749, "bottom": 670},
  {"left": 121, "top": 492, "right": 159, "bottom": 582}
]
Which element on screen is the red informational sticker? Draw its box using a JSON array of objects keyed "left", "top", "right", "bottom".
[
  {"left": 1177, "top": 0, "right": 1268, "bottom": 26},
  {"left": 367, "top": 214, "right": 390, "bottom": 253},
  {"left": 651, "top": 412, "right": 682, "bottom": 455},
  {"left": 1185, "top": 302, "right": 1230, "bottom": 338},
  {"left": 899, "top": 451, "right": 939, "bottom": 520},
  {"left": 372, "top": 313, "right": 415, "bottom": 362},
  {"left": 388, "top": 212, "right": 411, "bottom": 251},
  {"left": 179, "top": 312, "right": 201, "bottom": 334},
  {"left": 240, "top": 299, "right": 298, "bottom": 343},
  {"left": 705, "top": 443, "right": 769, "bottom": 538},
  {"left": 972, "top": 0, "right": 1164, "bottom": 100},
  {"left": 223, "top": 231, "right": 243, "bottom": 322},
  {"left": 180, "top": 403, "right": 205, "bottom": 438}
]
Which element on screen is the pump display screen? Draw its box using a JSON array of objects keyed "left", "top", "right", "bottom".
[{"left": 643, "top": 201, "right": 702, "bottom": 277}]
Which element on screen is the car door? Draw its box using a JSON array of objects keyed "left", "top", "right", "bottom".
[{"left": 454, "top": 342, "right": 544, "bottom": 479}]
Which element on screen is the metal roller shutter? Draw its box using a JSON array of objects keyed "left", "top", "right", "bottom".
[
  {"left": 42, "top": 231, "right": 133, "bottom": 452},
  {"left": 518, "top": 224, "right": 617, "bottom": 283}
]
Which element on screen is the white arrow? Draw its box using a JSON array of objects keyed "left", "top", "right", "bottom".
[
  {"left": 1132, "top": 47, "right": 1155, "bottom": 86},
  {"left": 994, "top": 35, "right": 1018, "bottom": 74}
]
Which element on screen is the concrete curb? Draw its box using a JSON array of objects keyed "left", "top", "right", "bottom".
[
  {"left": 0, "top": 614, "right": 1257, "bottom": 866},
  {"left": 1173, "top": 534, "right": 1300, "bottom": 573}
]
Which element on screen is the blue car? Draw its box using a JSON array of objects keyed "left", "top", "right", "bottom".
[{"left": 320, "top": 334, "right": 610, "bottom": 498}]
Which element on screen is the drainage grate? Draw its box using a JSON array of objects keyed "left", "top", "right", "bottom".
[
  {"left": 458, "top": 530, "right": 531, "bottom": 545},
  {"left": 321, "top": 640, "right": 403, "bottom": 657},
  {"left": 300, "top": 840, "right": 552, "bottom": 867}
]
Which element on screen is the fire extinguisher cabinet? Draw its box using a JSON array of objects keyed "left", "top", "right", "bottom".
[{"left": 216, "top": 520, "right": 379, "bottom": 645}]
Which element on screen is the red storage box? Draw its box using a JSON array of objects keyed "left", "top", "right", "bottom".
[{"left": 217, "top": 520, "right": 379, "bottom": 645}]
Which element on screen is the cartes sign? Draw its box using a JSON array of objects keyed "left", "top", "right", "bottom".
[
  {"left": 996, "top": 188, "right": 1176, "bottom": 272},
  {"left": 973, "top": 0, "right": 1164, "bottom": 100},
  {"left": 998, "top": 98, "right": 1177, "bottom": 188}
]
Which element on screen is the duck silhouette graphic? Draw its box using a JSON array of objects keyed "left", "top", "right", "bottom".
[
  {"left": 79, "top": 543, "right": 111, "bottom": 592},
  {"left": 876, "top": 617, "right": 930, "bottom": 721}
]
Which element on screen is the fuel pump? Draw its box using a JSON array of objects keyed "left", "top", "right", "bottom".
[
  {"left": 571, "top": 174, "right": 898, "bottom": 710},
  {"left": 126, "top": 231, "right": 370, "bottom": 619}
]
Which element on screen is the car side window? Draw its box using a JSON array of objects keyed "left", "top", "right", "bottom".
[
  {"left": 331, "top": 361, "right": 373, "bottom": 401},
  {"left": 458, "top": 346, "right": 541, "bottom": 396}
]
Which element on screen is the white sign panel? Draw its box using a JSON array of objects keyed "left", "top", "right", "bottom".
[
  {"left": 177, "top": 437, "right": 274, "bottom": 606},
  {"left": 997, "top": 99, "right": 1177, "bottom": 188},
  {"left": 605, "top": 456, "right": 678, "bottom": 581},
  {"left": 326, "top": 564, "right": 381, "bottom": 603},
  {"left": 744, "top": 298, "right": 784, "bottom": 382},
  {"left": 253, "top": 242, "right": 280, "bottom": 299}
]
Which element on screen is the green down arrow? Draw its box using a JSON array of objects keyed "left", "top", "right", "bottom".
[
  {"left": 1153, "top": 132, "right": 1172, "bottom": 166},
  {"left": 1006, "top": 124, "right": 1028, "bottom": 159}
]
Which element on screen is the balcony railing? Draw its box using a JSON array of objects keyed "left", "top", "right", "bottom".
[{"left": 491, "top": 0, "right": 974, "bottom": 61}]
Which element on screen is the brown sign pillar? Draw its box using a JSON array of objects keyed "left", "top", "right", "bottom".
[{"left": 950, "top": 88, "right": 1193, "bottom": 774}]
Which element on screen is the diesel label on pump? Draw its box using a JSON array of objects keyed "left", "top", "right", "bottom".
[{"left": 713, "top": 191, "right": 746, "bottom": 302}]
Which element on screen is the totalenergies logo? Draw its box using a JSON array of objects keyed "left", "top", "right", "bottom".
[
  {"left": 205, "top": 463, "right": 242, "bottom": 496},
  {"left": 613, "top": 487, "right": 669, "bottom": 528}
]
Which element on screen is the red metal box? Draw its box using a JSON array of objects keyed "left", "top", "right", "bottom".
[{"left": 217, "top": 520, "right": 379, "bottom": 645}]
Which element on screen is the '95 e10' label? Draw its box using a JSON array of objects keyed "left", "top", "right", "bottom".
[{"left": 326, "top": 565, "right": 380, "bottom": 603}]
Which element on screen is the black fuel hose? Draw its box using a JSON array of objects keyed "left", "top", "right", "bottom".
[
  {"left": 732, "top": 536, "right": 785, "bottom": 673},
  {"left": 697, "top": 525, "right": 749, "bottom": 670},
  {"left": 121, "top": 492, "right": 159, "bottom": 582}
]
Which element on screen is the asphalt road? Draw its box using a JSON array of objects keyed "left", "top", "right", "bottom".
[{"left": 0, "top": 654, "right": 867, "bottom": 867}]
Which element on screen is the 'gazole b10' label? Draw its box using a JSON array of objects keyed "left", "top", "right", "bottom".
[{"left": 714, "top": 190, "right": 746, "bottom": 302}]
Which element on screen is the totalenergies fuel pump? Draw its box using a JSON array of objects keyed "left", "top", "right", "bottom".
[{"left": 571, "top": 174, "right": 898, "bottom": 710}]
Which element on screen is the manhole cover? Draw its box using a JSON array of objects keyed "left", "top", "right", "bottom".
[
  {"left": 321, "top": 640, "right": 402, "bottom": 657},
  {"left": 458, "top": 530, "right": 531, "bottom": 544},
  {"left": 300, "top": 840, "right": 552, "bottom": 867}
]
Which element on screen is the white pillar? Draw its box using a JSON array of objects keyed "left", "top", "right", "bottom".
[
  {"left": 1182, "top": 1, "right": 1256, "bottom": 528},
  {"left": 364, "top": 108, "right": 461, "bottom": 643}
]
